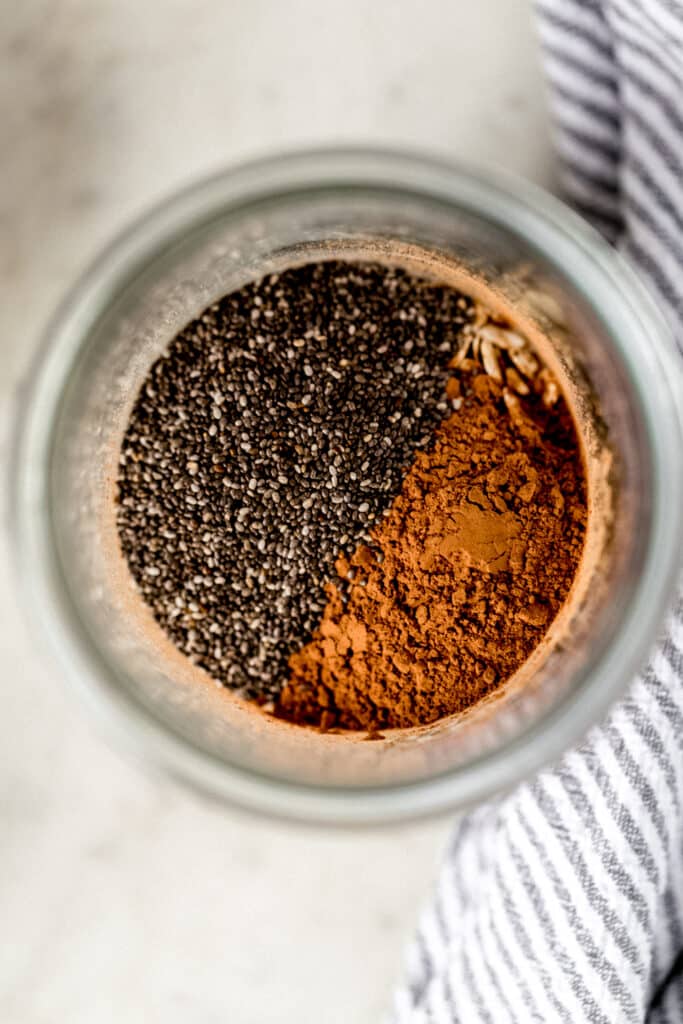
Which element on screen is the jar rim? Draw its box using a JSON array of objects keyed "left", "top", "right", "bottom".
[{"left": 10, "top": 146, "right": 683, "bottom": 824}]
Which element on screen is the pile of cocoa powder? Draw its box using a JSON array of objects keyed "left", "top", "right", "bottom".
[{"left": 277, "top": 365, "right": 586, "bottom": 731}]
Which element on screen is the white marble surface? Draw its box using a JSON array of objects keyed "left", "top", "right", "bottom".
[{"left": 0, "top": 3, "right": 553, "bottom": 1021}]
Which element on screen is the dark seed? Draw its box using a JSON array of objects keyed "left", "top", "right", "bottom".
[{"left": 116, "top": 260, "right": 475, "bottom": 701}]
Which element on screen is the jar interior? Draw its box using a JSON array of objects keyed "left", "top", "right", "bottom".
[{"left": 47, "top": 185, "right": 650, "bottom": 789}]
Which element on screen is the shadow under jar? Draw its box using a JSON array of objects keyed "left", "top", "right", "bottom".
[{"left": 12, "top": 149, "right": 683, "bottom": 824}]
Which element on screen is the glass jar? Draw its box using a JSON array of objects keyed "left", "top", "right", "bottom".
[{"left": 10, "top": 148, "right": 683, "bottom": 824}]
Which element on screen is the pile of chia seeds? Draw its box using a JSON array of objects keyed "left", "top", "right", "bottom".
[{"left": 116, "top": 259, "right": 474, "bottom": 700}]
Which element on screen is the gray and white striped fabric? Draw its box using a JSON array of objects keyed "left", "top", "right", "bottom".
[{"left": 393, "top": 2, "right": 683, "bottom": 1021}]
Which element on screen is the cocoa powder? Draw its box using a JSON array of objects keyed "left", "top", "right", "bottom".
[{"left": 276, "top": 368, "right": 587, "bottom": 730}]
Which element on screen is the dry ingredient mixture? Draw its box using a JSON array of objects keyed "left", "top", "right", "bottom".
[{"left": 116, "top": 259, "right": 587, "bottom": 731}]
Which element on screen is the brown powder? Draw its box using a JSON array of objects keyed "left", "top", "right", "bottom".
[{"left": 276, "top": 369, "right": 587, "bottom": 730}]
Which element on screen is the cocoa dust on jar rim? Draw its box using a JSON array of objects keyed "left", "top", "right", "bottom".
[{"left": 115, "top": 259, "right": 587, "bottom": 733}]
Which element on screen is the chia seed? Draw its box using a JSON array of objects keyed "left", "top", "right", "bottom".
[{"left": 116, "top": 260, "right": 474, "bottom": 701}]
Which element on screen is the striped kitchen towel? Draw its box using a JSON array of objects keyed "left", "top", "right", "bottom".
[{"left": 392, "top": 2, "right": 683, "bottom": 1021}]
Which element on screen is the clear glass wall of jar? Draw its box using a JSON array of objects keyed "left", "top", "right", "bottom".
[{"left": 10, "top": 149, "right": 683, "bottom": 824}]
